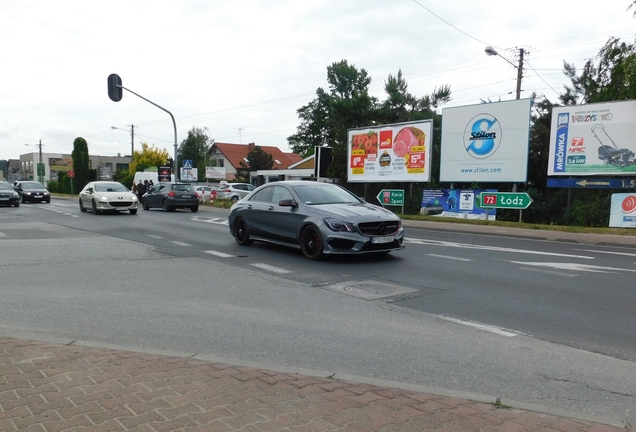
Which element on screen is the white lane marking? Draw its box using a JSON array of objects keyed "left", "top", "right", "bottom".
[
  {"left": 192, "top": 216, "right": 228, "bottom": 225},
  {"left": 250, "top": 263, "right": 291, "bottom": 274},
  {"left": 508, "top": 261, "right": 636, "bottom": 274},
  {"left": 0, "top": 232, "right": 6, "bottom": 237},
  {"left": 427, "top": 254, "right": 472, "bottom": 262},
  {"left": 432, "top": 315, "right": 518, "bottom": 337},
  {"left": 171, "top": 241, "right": 191, "bottom": 247},
  {"left": 575, "top": 249, "right": 636, "bottom": 258},
  {"left": 518, "top": 267, "right": 577, "bottom": 277},
  {"left": 40, "top": 206, "right": 79, "bottom": 217},
  {"left": 204, "top": 250, "right": 234, "bottom": 258},
  {"left": 404, "top": 238, "right": 593, "bottom": 260},
  {"left": 147, "top": 235, "right": 163, "bottom": 239}
]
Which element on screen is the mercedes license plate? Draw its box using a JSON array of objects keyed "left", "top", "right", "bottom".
[{"left": 371, "top": 235, "right": 394, "bottom": 244}]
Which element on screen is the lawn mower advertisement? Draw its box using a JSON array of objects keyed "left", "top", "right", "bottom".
[{"left": 548, "top": 100, "right": 636, "bottom": 175}]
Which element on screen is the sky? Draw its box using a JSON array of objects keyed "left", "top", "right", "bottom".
[{"left": 1, "top": 0, "right": 635, "bottom": 162}]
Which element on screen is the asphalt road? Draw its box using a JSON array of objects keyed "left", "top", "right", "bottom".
[{"left": 1, "top": 197, "right": 635, "bottom": 424}]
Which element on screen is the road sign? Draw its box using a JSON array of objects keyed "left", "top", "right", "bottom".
[
  {"left": 376, "top": 189, "right": 404, "bottom": 206},
  {"left": 37, "top": 163, "right": 45, "bottom": 176},
  {"left": 547, "top": 177, "right": 636, "bottom": 189},
  {"left": 183, "top": 160, "right": 193, "bottom": 169},
  {"left": 479, "top": 192, "right": 532, "bottom": 209},
  {"left": 67, "top": 169, "right": 75, "bottom": 178}
]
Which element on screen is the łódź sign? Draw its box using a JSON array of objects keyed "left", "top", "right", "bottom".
[
  {"left": 479, "top": 192, "right": 532, "bottom": 209},
  {"left": 376, "top": 189, "right": 404, "bottom": 206}
]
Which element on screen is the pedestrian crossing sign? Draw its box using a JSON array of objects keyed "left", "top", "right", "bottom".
[{"left": 183, "top": 160, "right": 193, "bottom": 169}]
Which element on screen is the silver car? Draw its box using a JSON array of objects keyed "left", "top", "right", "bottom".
[
  {"left": 228, "top": 181, "right": 405, "bottom": 260},
  {"left": 217, "top": 183, "right": 256, "bottom": 203},
  {"left": 79, "top": 181, "right": 139, "bottom": 214}
]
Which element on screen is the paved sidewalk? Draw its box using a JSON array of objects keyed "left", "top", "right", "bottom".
[{"left": 1, "top": 337, "right": 629, "bottom": 432}]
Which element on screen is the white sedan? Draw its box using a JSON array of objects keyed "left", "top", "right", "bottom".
[{"left": 79, "top": 181, "right": 139, "bottom": 215}]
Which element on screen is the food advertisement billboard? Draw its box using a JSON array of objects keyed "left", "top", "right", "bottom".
[
  {"left": 347, "top": 120, "right": 433, "bottom": 182},
  {"left": 609, "top": 193, "right": 636, "bottom": 228},
  {"left": 439, "top": 99, "right": 531, "bottom": 182},
  {"left": 548, "top": 100, "right": 636, "bottom": 176}
]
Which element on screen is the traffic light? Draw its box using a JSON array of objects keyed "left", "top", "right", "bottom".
[{"left": 107, "top": 74, "right": 123, "bottom": 102}]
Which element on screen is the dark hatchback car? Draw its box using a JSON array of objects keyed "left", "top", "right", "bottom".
[
  {"left": 0, "top": 182, "right": 20, "bottom": 207},
  {"left": 228, "top": 180, "right": 405, "bottom": 260},
  {"left": 14, "top": 181, "right": 50, "bottom": 203},
  {"left": 142, "top": 182, "right": 199, "bottom": 212}
]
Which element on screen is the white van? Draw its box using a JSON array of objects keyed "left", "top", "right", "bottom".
[{"left": 133, "top": 171, "right": 175, "bottom": 185}]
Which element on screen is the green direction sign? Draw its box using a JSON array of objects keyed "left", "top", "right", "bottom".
[
  {"left": 37, "top": 163, "right": 45, "bottom": 176},
  {"left": 479, "top": 192, "right": 532, "bottom": 209},
  {"left": 376, "top": 189, "right": 404, "bottom": 206}
]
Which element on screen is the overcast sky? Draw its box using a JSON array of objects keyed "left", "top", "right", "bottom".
[{"left": 1, "top": 0, "right": 635, "bottom": 162}]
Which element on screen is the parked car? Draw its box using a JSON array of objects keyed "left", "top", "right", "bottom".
[
  {"left": 228, "top": 180, "right": 405, "bottom": 260},
  {"left": 217, "top": 183, "right": 256, "bottom": 203},
  {"left": 0, "top": 182, "right": 20, "bottom": 207},
  {"left": 79, "top": 181, "right": 139, "bottom": 214},
  {"left": 142, "top": 182, "right": 199, "bottom": 212},
  {"left": 14, "top": 181, "right": 50, "bottom": 203}
]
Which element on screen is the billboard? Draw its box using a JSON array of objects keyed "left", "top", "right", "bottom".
[
  {"left": 347, "top": 120, "right": 433, "bottom": 182},
  {"left": 421, "top": 189, "right": 497, "bottom": 220},
  {"left": 609, "top": 193, "right": 636, "bottom": 227},
  {"left": 440, "top": 99, "right": 531, "bottom": 182},
  {"left": 548, "top": 100, "right": 636, "bottom": 176}
]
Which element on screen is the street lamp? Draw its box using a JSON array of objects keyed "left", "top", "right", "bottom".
[
  {"left": 484, "top": 46, "right": 524, "bottom": 100},
  {"left": 205, "top": 138, "right": 215, "bottom": 181},
  {"left": 111, "top": 125, "right": 136, "bottom": 156}
]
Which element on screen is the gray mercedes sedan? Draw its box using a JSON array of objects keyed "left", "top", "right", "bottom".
[{"left": 228, "top": 180, "right": 404, "bottom": 260}]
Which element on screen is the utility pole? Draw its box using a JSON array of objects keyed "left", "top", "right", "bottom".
[
  {"left": 38, "top": 139, "right": 43, "bottom": 184},
  {"left": 515, "top": 48, "right": 524, "bottom": 100},
  {"left": 130, "top": 124, "right": 136, "bottom": 156}
]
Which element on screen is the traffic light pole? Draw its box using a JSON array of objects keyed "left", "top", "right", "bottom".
[{"left": 108, "top": 75, "right": 179, "bottom": 181}]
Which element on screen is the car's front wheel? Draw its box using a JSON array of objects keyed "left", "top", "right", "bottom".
[
  {"left": 142, "top": 199, "right": 149, "bottom": 210},
  {"left": 21, "top": 195, "right": 25, "bottom": 203},
  {"left": 129, "top": 209, "right": 138, "bottom": 215},
  {"left": 300, "top": 224, "right": 323, "bottom": 261},
  {"left": 91, "top": 200, "right": 100, "bottom": 215},
  {"left": 231, "top": 196, "right": 239, "bottom": 204},
  {"left": 13, "top": 202, "right": 19, "bottom": 208},
  {"left": 79, "top": 199, "right": 87, "bottom": 212},
  {"left": 233, "top": 217, "right": 253, "bottom": 246},
  {"left": 162, "top": 199, "right": 174, "bottom": 212}
]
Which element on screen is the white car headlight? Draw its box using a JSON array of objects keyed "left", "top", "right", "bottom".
[{"left": 324, "top": 217, "right": 354, "bottom": 232}]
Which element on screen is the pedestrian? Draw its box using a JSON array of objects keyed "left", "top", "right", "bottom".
[
  {"left": 131, "top": 182, "right": 137, "bottom": 194},
  {"left": 137, "top": 181, "right": 144, "bottom": 201}
]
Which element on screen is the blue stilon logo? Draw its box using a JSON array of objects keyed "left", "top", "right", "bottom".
[{"left": 463, "top": 114, "right": 502, "bottom": 159}]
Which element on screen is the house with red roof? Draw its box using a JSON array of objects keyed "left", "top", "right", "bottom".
[{"left": 207, "top": 142, "right": 308, "bottom": 182}]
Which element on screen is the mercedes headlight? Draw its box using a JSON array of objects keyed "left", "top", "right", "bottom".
[{"left": 324, "top": 217, "right": 354, "bottom": 232}]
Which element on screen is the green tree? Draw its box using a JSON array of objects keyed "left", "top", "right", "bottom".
[
  {"left": 561, "top": 37, "right": 636, "bottom": 105},
  {"left": 178, "top": 126, "right": 211, "bottom": 180},
  {"left": 0, "top": 159, "right": 7, "bottom": 179},
  {"left": 129, "top": 143, "right": 170, "bottom": 174},
  {"left": 288, "top": 60, "right": 378, "bottom": 183},
  {"left": 235, "top": 145, "right": 274, "bottom": 182},
  {"left": 72, "top": 137, "right": 90, "bottom": 192}
]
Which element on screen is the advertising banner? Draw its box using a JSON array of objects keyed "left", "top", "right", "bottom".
[
  {"left": 181, "top": 168, "right": 198, "bottom": 182},
  {"left": 548, "top": 100, "right": 636, "bottom": 176},
  {"left": 347, "top": 120, "right": 433, "bottom": 182},
  {"left": 440, "top": 99, "right": 531, "bottom": 182},
  {"left": 98, "top": 165, "right": 112, "bottom": 180},
  {"left": 421, "top": 189, "right": 497, "bottom": 220},
  {"left": 609, "top": 193, "right": 636, "bottom": 227},
  {"left": 206, "top": 167, "right": 226, "bottom": 179}
]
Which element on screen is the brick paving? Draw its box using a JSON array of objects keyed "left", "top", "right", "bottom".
[{"left": 0, "top": 337, "right": 630, "bottom": 431}]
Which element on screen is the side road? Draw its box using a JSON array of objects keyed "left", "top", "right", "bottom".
[{"left": 0, "top": 336, "right": 629, "bottom": 431}]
